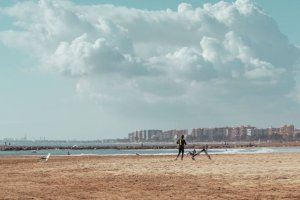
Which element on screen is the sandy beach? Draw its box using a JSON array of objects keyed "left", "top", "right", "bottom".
[{"left": 0, "top": 153, "right": 299, "bottom": 199}]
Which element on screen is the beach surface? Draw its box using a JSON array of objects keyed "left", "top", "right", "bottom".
[{"left": 0, "top": 153, "right": 299, "bottom": 199}]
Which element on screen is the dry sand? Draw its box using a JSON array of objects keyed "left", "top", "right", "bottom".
[{"left": 0, "top": 153, "right": 299, "bottom": 199}]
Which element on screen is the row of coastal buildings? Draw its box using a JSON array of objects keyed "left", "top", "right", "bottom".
[{"left": 127, "top": 124, "right": 300, "bottom": 143}]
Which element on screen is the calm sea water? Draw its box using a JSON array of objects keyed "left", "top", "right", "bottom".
[{"left": 0, "top": 147, "right": 299, "bottom": 156}]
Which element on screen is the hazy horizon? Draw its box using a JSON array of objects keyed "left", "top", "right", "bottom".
[{"left": 1, "top": 0, "right": 300, "bottom": 140}]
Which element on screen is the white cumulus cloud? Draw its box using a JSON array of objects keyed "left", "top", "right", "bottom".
[{"left": 1, "top": 0, "right": 299, "bottom": 122}]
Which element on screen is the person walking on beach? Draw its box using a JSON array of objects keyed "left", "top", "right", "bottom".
[{"left": 175, "top": 135, "right": 186, "bottom": 160}]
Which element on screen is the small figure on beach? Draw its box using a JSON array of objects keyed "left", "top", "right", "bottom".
[
  {"left": 187, "top": 148, "right": 197, "bottom": 160},
  {"left": 175, "top": 135, "right": 187, "bottom": 160},
  {"left": 200, "top": 145, "right": 211, "bottom": 160},
  {"left": 187, "top": 145, "right": 211, "bottom": 160}
]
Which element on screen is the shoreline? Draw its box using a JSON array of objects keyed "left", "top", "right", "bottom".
[
  {"left": 1, "top": 141, "right": 299, "bottom": 151},
  {"left": 1, "top": 151, "right": 300, "bottom": 159},
  {"left": 1, "top": 146, "right": 299, "bottom": 157}
]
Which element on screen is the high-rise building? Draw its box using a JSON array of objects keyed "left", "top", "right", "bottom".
[
  {"left": 128, "top": 132, "right": 134, "bottom": 143},
  {"left": 268, "top": 127, "right": 280, "bottom": 136},
  {"left": 191, "top": 128, "right": 204, "bottom": 141},
  {"left": 147, "top": 129, "right": 163, "bottom": 141},
  {"left": 128, "top": 129, "right": 163, "bottom": 142},
  {"left": 239, "top": 125, "right": 256, "bottom": 140},
  {"left": 252, "top": 128, "right": 268, "bottom": 140},
  {"left": 280, "top": 124, "right": 294, "bottom": 139}
]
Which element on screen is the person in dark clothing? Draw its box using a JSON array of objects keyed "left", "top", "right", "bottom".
[
  {"left": 175, "top": 135, "right": 187, "bottom": 160},
  {"left": 187, "top": 148, "right": 197, "bottom": 160}
]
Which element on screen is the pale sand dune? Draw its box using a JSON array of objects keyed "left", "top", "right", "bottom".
[{"left": 0, "top": 153, "right": 299, "bottom": 199}]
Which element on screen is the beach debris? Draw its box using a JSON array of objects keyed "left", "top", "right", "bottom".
[{"left": 40, "top": 153, "right": 51, "bottom": 162}]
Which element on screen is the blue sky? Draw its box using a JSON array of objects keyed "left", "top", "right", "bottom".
[{"left": 0, "top": 0, "right": 299, "bottom": 140}]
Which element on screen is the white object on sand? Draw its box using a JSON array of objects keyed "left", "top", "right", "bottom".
[{"left": 40, "top": 153, "right": 51, "bottom": 162}]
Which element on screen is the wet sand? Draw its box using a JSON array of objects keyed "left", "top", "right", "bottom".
[{"left": 0, "top": 153, "right": 299, "bottom": 199}]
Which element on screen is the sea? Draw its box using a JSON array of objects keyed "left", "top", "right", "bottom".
[{"left": 0, "top": 144, "right": 300, "bottom": 156}]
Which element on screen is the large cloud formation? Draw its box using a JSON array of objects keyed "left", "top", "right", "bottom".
[{"left": 1, "top": 0, "right": 300, "bottom": 122}]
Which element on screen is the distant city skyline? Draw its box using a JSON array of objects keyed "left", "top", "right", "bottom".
[
  {"left": 127, "top": 124, "right": 298, "bottom": 143},
  {"left": 0, "top": 0, "right": 300, "bottom": 140},
  {"left": 1, "top": 123, "right": 298, "bottom": 141}
]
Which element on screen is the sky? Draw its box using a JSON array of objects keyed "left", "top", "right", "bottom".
[{"left": 0, "top": 0, "right": 300, "bottom": 140}]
